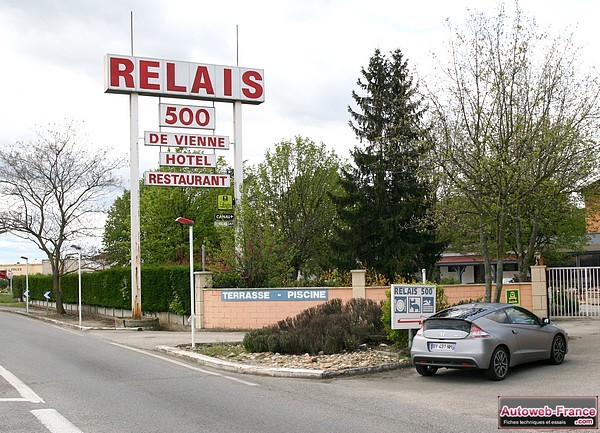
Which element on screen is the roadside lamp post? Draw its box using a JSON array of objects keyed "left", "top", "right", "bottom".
[
  {"left": 176, "top": 216, "right": 196, "bottom": 348},
  {"left": 20, "top": 256, "right": 29, "bottom": 313},
  {"left": 71, "top": 245, "right": 82, "bottom": 327}
]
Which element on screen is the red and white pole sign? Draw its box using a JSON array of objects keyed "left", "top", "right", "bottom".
[
  {"left": 144, "top": 131, "right": 229, "bottom": 149},
  {"left": 159, "top": 104, "right": 215, "bottom": 129},
  {"left": 159, "top": 152, "right": 216, "bottom": 168},
  {"left": 104, "top": 54, "right": 265, "bottom": 104}
]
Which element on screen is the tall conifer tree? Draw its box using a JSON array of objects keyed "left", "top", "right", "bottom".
[{"left": 332, "top": 49, "right": 444, "bottom": 280}]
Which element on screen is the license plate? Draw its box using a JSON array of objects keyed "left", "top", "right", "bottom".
[{"left": 428, "top": 342, "right": 455, "bottom": 352}]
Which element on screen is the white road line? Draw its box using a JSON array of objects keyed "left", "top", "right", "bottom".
[
  {"left": 31, "top": 409, "right": 83, "bottom": 433},
  {"left": 0, "top": 365, "right": 45, "bottom": 403},
  {"left": 108, "top": 342, "right": 260, "bottom": 387}
]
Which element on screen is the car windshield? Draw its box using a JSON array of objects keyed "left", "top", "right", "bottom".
[{"left": 431, "top": 306, "right": 488, "bottom": 319}]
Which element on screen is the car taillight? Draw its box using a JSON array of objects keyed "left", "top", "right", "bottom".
[
  {"left": 416, "top": 325, "right": 423, "bottom": 337},
  {"left": 468, "top": 323, "right": 491, "bottom": 338}
]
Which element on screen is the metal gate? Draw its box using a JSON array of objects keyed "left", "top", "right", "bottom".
[{"left": 547, "top": 267, "right": 600, "bottom": 318}]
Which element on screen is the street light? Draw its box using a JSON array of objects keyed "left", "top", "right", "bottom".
[
  {"left": 71, "top": 245, "right": 82, "bottom": 327},
  {"left": 176, "top": 216, "right": 196, "bottom": 348},
  {"left": 20, "top": 256, "right": 29, "bottom": 314}
]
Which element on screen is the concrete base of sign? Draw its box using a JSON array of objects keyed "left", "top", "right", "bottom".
[{"left": 118, "top": 317, "right": 160, "bottom": 331}]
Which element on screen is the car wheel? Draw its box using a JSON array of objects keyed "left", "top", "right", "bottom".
[
  {"left": 415, "top": 364, "right": 438, "bottom": 376},
  {"left": 548, "top": 335, "right": 566, "bottom": 365},
  {"left": 486, "top": 347, "right": 509, "bottom": 381}
]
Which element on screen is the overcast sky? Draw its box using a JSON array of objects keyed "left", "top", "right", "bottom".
[{"left": 1, "top": 0, "right": 598, "bottom": 264}]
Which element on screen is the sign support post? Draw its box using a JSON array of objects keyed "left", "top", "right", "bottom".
[
  {"left": 130, "top": 92, "right": 142, "bottom": 320},
  {"left": 233, "top": 101, "right": 243, "bottom": 251}
]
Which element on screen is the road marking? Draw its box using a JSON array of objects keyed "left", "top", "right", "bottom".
[
  {"left": 108, "top": 342, "right": 259, "bottom": 387},
  {"left": 0, "top": 365, "right": 45, "bottom": 403},
  {"left": 31, "top": 409, "right": 83, "bottom": 433}
]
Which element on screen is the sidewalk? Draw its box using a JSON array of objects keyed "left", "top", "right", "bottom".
[{"left": 1, "top": 306, "right": 245, "bottom": 350}]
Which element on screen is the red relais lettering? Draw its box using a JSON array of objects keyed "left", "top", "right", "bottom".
[
  {"left": 110, "top": 57, "right": 135, "bottom": 88},
  {"left": 166, "top": 62, "right": 186, "bottom": 92},
  {"left": 139, "top": 60, "right": 161, "bottom": 90},
  {"left": 191, "top": 66, "right": 215, "bottom": 95}
]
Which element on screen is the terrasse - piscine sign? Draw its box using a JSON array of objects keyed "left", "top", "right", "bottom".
[{"left": 221, "top": 289, "right": 329, "bottom": 302}]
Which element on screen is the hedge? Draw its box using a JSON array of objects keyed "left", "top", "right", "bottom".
[{"left": 11, "top": 266, "right": 193, "bottom": 314}]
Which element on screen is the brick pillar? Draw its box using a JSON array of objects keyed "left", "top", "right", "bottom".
[
  {"left": 530, "top": 265, "right": 548, "bottom": 318},
  {"left": 194, "top": 271, "right": 212, "bottom": 329},
  {"left": 351, "top": 269, "right": 366, "bottom": 299}
]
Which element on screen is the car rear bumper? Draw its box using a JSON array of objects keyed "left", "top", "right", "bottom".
[
  {"left": 411, "top": 335, "right": 499, "bottom": 369},
  {"left": 412, "top": 356, "right": 480, "bottom": 369}
]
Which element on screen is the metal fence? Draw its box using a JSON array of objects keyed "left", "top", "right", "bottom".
[{"left": 547, "top": 267, "right": 600, "bottom": 318}]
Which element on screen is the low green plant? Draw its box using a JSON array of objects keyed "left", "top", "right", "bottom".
[
  {"left": 243, "top": 298, "right": 386, "bottom": 355},
  {"left": 0, "top": 293, "right": 20, "bottom": 305}
]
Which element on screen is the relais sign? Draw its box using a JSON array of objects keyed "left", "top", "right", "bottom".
[
  {"left": 391, "top": 284, "right": 437, "bottom": 330},
  {"left": 104, "top": 54, "right": 265, "bottom": 104}
]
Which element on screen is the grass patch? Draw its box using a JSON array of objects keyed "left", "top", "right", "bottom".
[{"left": 193, "top": 343, "right": 245, "bottom": 358}]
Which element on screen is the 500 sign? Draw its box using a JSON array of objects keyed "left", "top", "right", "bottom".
[{"left": 159, "top": 104, "right": 215, "bottom": 129}]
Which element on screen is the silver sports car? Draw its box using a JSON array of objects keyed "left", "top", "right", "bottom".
[{"left": 410, "top": 303, "right": 567, "bottom": 380}]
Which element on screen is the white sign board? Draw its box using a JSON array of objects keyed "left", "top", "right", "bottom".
[
  {"left": 144, "top": 171, "right": 230, "bottom": 188},
  {"left": 391, "top": 284, "right": 436, "bottom": 330},
  {"left": 159, "top": 104, "right": 215, "bottom": 129},
  {"left": 104, "top": 54, "right": 265, "bottom": 104},
  {"left": 159, "top": 152, "right": 216, "bottom": 168},
  {"left": 144, "top": 131, "right": 230, "bottom": 150}
]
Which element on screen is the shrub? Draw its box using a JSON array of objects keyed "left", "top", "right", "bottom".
[{"left": 242, "top": 298, "right": 385, "bottom": 355}]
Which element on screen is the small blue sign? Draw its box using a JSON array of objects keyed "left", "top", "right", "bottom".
[
  {"left": 408, "top": 297, "right": 421, "bottom": 313},
  {"left": 394, "top": 296, "right": 407, "bottom": 313},
  {"left": 422, "top": 297, "right": 435, "bottom": 313}
]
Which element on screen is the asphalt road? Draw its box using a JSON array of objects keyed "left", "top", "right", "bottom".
[{"left": 1, "top": 311, "right": 598, "bottom": 433}]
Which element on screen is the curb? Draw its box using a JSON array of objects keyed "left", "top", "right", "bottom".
[{"left": 156, "top": 345, "right": 411, "bottom": 379}]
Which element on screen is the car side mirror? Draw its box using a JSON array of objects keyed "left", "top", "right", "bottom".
[{"left": 542, "top": 317, "right": 550, "bottom": 325}]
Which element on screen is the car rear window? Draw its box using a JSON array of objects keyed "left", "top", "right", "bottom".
[
  {"left": 423, "top": 318, "right": 471, "bottom": 332},
  {"left": 431, "top": 306, "right": 488, "bottom": 319}
]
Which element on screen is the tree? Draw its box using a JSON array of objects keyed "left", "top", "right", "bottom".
[
  {"left": 332, "top": 48, "right": 444, "bottom": 281},
  {"left": 0, "top": 121, "right": 124, "bottom": 313},
  {"left": 102, "top": 159, "right": 233, "bottom": 267},
  {"left": 239, "top": 137, "right": 342, "bottom": 286},
  {"left": 429, "top": 4, "right": 600, "bottom": 300}
]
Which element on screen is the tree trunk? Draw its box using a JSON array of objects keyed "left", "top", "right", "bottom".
[
  {"left": 52, "top": 266, "right": 65, "bottom": 314},
  {"left": 480, "top": 219, "right": 493, "bottom": 302},
  {"left": 494, "top": 212, "right": 506, "bottom": 303}
]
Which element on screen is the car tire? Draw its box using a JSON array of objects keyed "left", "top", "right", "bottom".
[
  {"left": 548, "top": 335, "right": 566, "bottom": 365},
  {"left": 415, "top": 364, "right": 438, "bottom": 376},
  {"left": 486, "top": 347, "right": 509, "bottom": 381}
]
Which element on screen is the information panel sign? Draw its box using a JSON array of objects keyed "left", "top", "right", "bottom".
[{"left": 391, "top": 284, "right": 436, "bottom": 330}]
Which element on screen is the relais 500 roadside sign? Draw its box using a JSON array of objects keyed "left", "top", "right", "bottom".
[
  {"left": 391, "top": 284, "right": 436, "bottom": 330},
  {"left": 104, "top": 54, "right": 265, "bottom": 104}
]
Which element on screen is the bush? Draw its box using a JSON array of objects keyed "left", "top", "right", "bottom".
[{"left": 243, "top": 298, "right": 385, "bottom": 355}]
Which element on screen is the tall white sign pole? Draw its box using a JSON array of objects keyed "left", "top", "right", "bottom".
[
  {"left": 233, "top": 101, "right": 243, "bottom": 217},
  {"left": 129, "top": 13, "right": 142, "bottom": 319},
  {"left": 130, "top": 95, "right": 142, "bottom": 319}
]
